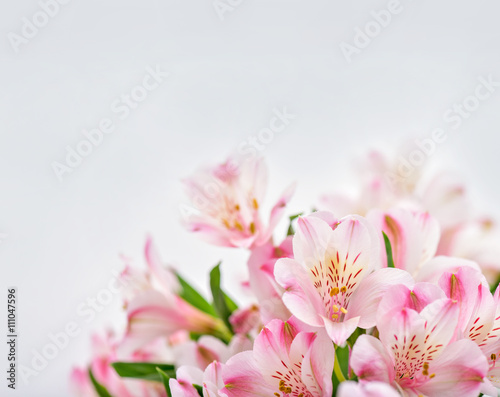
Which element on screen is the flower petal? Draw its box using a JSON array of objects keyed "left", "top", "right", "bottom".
[
  {"left": 274, "top": 258, "right": 326, "bottom": 327},
  {"left": 419, "top": 339, "right": 488, "bottom": 397},
  {"left": 338, "top": 381, "right": 401, "bottom": 397},
  {"left": 350, "top": 335, "right": 395, "bottom": 384},
  {"left": 347, "top": 267, "right": 414, "bottom": 328}
]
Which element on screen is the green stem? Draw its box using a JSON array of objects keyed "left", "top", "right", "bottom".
[
  {"left": 333, "top": 348, "right": 346, "bottom": 383},
  {"left": 212, "top": 321, "right": 233, "bottom": 344}
]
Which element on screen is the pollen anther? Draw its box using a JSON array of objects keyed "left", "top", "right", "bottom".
[{"left": 330, "top": 287, "right": 339, "bottom": 296}]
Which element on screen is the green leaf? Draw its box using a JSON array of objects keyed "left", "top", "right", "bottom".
[
  {"left": 490, "top": 274, "right": 500, "bottom": 294},
  {"left": 346, "top": 327, "right": 366, "bottom": 349},
  {"left": 156, "top": 367, "right": 172, "bottom": 397},
  {"left": 89, "top": 369, "right": 113, "bottom": 397},
  {"left": 210, "top": 263, "right": 235, "bottom": 332},
  {"left": 223, "top": 292, "right": 238, "bottom": 312},
  {"left": 193, "top": 384, "right": 203, "bottom": 395},
  {"left": 335, "top": 344, "right": 350, "bottom": 378},
  {"left": 331, "top": 345, "right": 346, "bottom": 396},
  {"left": 287, "top": 212, "right": 303, "bottom": 236},
  {"left": 112, "top": 362, "right": 176, "bottom": 382},
  {"left": 383, "top": 232, "right": 395, "bottom": 268},
  {"left": 176, "top": 273, "right": 216, "bottom": 316}
]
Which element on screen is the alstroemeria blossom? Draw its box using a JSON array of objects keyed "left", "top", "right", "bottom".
[
  {"left": 121, "top": 238, "right": 227, "bottom": 354},
  {"left": 368, "top": 208, "right": 440, "bottom": 276},
  {"left": 275, "top": 213, "right": 413, "bottom": 345},
  {"left": 337, "top": 380, "right": 400, "bottom": 397},
  {"left": 247, "top": 236, "right": 294, "bottom": 323},
  {"left": 351, "top": 283, "right": 489, "bottom": 397},
  {"left": 436, "top": 267, "right": 500, "bottom": 394},
  {"left": 170, "top": 361, "right": 227, "bottom": 397},
  {"left": 183, "top": 156, "right": 294, "bottom": 248},
  {"left": 71, "top": 331, "right": 169, "bottom": 397},
  {"left": 222, "top": 319, "right": 334, "bottom": 397}
]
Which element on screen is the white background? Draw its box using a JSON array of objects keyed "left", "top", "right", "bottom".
[{"left": 1, "top": 0, "right": 500, "bottom": 395}]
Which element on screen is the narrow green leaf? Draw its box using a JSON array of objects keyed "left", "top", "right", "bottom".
[
  {"left": 176, "top": 273, "right": 216, "bottom": 316},
  {"left": 223, "top": 292, "right": 238, "bottom": 312},
  {"left": 287, "top": 212, "right": 303, "bottom": 236},
  {"left": 209, "top": 263, "right": 235, "bottom": 332},
  {"left": 346, "top": 327, "right": 366, "bottom": 349},
  {"left": 331, "top": 345, "right": 346, "bottom": 396},
  {"left": 383, "top": 232, "right": 395, "bottom": 268},
  {"left": 156, "top": 367, "right": 172, "bottom": 397},
  {"left": 335, "top": 344, "right": 350, "bottom": 378},
  {"left": 490, "top": 274, "right": 500, "bottom": 294},
  {"left": 112, "top": 362, "right": 175, "bottom": 382},
  {"left": 193, "top": 384, "right": 203, "bottom": 395},
  {"left": 89, "top": 369, "right": 113, "bottom": 397}
]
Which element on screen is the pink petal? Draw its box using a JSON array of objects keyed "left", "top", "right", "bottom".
[
  {"left": 293, "top": 215, "right": 334, "bottom": 268},
  {"left": 347, "top": 268, "right": 414, "bottom": 328},
  {"left": 274, "top": 258, "right": 326, "bottom": 327},
  {"left": 419, "top": 339, "right": 488, "bottom": 397},
  {"left": 323, "top": 315, "right": 360, "bottom": 346},
  {"left": 418, "top": 298, "right": 460, "bottom": 351},
  {"left": 170, "top": 366, "right": 204, "bottom": 397},
  {"left": 263, "top": 182, "right": 296, "bottom": 242},
  {"left": 301, "top": 330, "right": 334, "bottom": 396},
  {"left": 377, "top": 282, "right": 445, "bottom": 319},
  {"left": 350, "top": 335, "right": 395, "bottom": 384},
  {"left": 338, "top": 381, "right": 401, "bottom": 397},
  {"left": 203, "top": 361, "right": 225, "bottom": 397},
  {"left": 222, "top": 352, "right": 274, "bottom": 397},
  {"left": 438, "top": 266, "right": 490, "bottom": 335},
  {"left": 367, "top": 208, "right": 440, "bottom": 275},
  {"left": 144, "top": 236, "right": 181, "bottom": 297},
  {"left": 415, "top": 256, "right": 481, "bottom": 284}
]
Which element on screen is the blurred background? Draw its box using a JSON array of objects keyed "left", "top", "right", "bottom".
[{"left": 1, "top": 0, "right": 500, "bottom": 395}]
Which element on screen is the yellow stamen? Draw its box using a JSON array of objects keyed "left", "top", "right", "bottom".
[
  {"left": 340, "top": 286, "right": 347, "bottom": 293},
  {"left": 429, "top": 373, "right": 435, "bottom": 379},
  {"left": 252, "top": 198, "right": 259, "bottom": 209},
  {"left": 330, "top": 287, "right": 339, "bottom": 296},
  {"left": 332, "top": 305, "right": 339, "bottom": 312},
  {"left": 332, "top": 314, "right": 339, "bottom": 320},
  {"left": 234, "top": 221, "right": 244, "bottom": 231},
  {"left": 249, "top": 222, "right": 256, "bottom": 234},
  {"left": 340, "top": 307, "right": 348, "bottom": 314}
]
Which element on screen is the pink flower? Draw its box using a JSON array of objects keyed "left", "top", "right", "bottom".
[
  {"left": 120, "top": 237, "right": 228, "bottom": 354},
  {"left": 221, "top": 319, "right": 334, "bottom": 397},
  {"left": 170, "top": 361, "right": 226, "bottom": 397},
  {"left": 437, "top": 267, "right": 500, "bottom": 393},
  {"left": 437, "top": 218, "right": 500, "bottom": 284},
  {"left": 172, "top": 334, "right": 251, "bottom": 371},
  {"left": 274, "top": 213, "right": 413, "bottom": 345},
  {"left": 183, "top": 156, "right": 294, "bottom": 248},
  {"left": 170, "top": 366, "right": 205, "bottom": 397},
  {"left": 367, "top": 208, "right": 440, "bottom": 275},
  {"left": 337, "top": 380, "right": 400, "bottom": 397},
  {"left": 247, "top": 236, "right": 294, "bottom": 323},
  {"left": 350, "top": 283, "right": 489, "bottom": 397},
  {"left": 71, "top": 331, "right": 168, "bottom": 397}
]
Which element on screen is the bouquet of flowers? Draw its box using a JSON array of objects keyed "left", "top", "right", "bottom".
[{"left": 72, "top": 150, "right": 500, "bottom": 397}]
